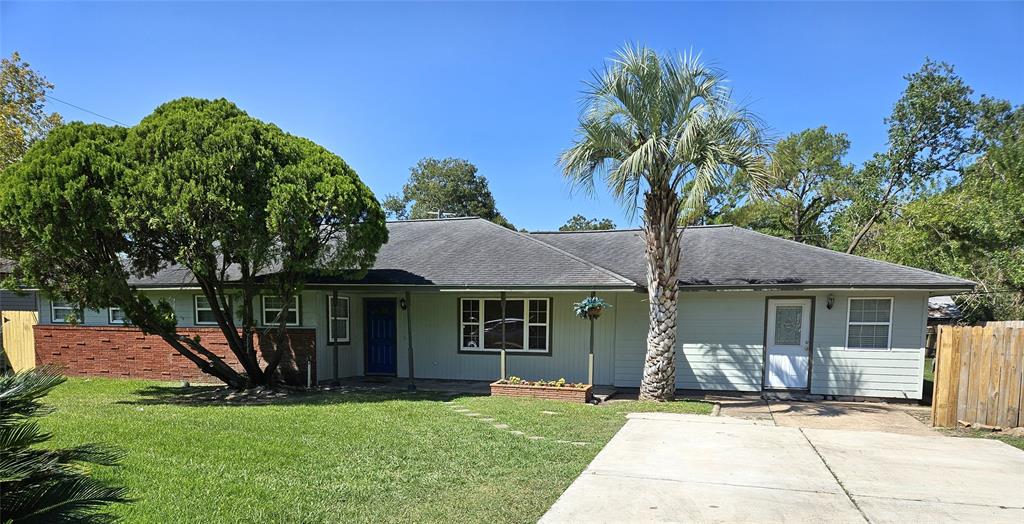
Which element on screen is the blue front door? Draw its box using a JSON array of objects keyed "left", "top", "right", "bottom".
[{"left": 365, "top": 299, "right": 397, "bottom": 375}]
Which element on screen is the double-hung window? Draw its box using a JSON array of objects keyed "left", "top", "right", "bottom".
[
  {"left": 50, "top": 300, "right": 80, "bottom": 323},
  {"left": 262, "top": 295, "right": 300, "bottom": 326},
  {"left": 194, "top": 295, "right": 217, "bottom": 325},
  {"left": 108, "top": 306, "right": 127, "bottom": 325},
  {"left": 195, "top": 295, "right": 236, "bottom": 325},
  {"left": 846, "top": 298, "right": 893, "bottom": 350},
  {"left": 328, "top": 295, "right": 350, "bottom": 343},
  {"left": 460, "top": 298, "right": 549, "bottom": 353}
]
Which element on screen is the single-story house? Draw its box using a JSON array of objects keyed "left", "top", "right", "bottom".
[{"left": 33, "top": 217, "right": 974, "bottom": 399}]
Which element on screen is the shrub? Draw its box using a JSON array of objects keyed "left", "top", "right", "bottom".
[{"left": 0, "top": 368, "right": 129, "bottom": 522}]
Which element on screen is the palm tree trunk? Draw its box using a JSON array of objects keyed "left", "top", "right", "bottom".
[{"left": 640, "top": 190, "right": 681, "bottom": 401}]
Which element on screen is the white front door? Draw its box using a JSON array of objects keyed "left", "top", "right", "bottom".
[{"left": 765, "top": 299, "right": 812, "bottom": 390}]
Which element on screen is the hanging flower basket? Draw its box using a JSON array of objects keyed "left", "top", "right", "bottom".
[{"left": 573, "top": 296, "right": 612, "bottom": 319}]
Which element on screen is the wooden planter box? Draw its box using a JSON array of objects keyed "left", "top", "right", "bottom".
[{"left": 490, "top": 382, "right": 593, "bottom": 403}]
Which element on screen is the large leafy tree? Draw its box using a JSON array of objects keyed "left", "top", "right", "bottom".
[
  {"left": 865, "top": 102, "right": 1023, "bottom": 321},
  {"left": 0, "top": 98, "right": 387, "bottom": 388},
  {"left": 560, "top": 46, "right": 769, "bottom": 401},
  {"left": 383, "top": 157, "right": 515, "bottom": 229},
  {"left": 1, "top": 368, "right": 129, "bottom": 522},
  {"left": 1, "top": 52, "right": 63, "bottom": 173},
  {"left": 840, "top": 60, "right": 979, "bottom": 254},
  {"left": 559, "top": 214, "right": 616, "bottom": 231},
  {"left": 760, "top": 127, "right": 854, "bottom": 244},
  {"left": 701, "top": 127, "right": 854, "bottom": 246}
]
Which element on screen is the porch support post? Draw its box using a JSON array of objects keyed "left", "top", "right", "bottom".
[
  {"left": 500, "top": 291, "right": 507, "bottom": 380},
  {"left": 588, "top": 291, "right": 595, "bottom": 385},
  {"left": 331, "top": 289, "right": 339, "bottom": 383},
  {"left": 405, "top": 290, "right": 415, "bottom": 391}
]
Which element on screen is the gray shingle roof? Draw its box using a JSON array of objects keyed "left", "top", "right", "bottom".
[
  {"left": 124, "top": 218, "right": 972, "bottom": 290},
  {"left": 129, "top": 218, "right": 636, "bottom": 289},
  {"left": 351, "top": 217, "right": 636, "bottom": 288},
  {"left": 530, "top": 224, "right": 975, "bottom": 290}
]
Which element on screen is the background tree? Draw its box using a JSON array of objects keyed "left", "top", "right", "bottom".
[
  {"left": 383, "top": 157, "right": 515, "bottom": 229},
  {"left": 839, "top": 60, "right": 979, "bottom": 254},
  {"left": 561, "top": 45, "right": 769, "bottom": 401},
  {"left": 697, "top": 127, "right": 853, "bottom": 246},
  {"left": 559, "top": 214, "right": 616, "bottom": 231},
  {"left": 0, "top": 98, "right": 387, "bottom": 388},
  {"left": 1, "top": 52, "right": 62, "bottom": 173},
  {"left": 864, "top": 101, "right": 1023, "bottom": 321},
  {"left": 759, "top": 126, "right": 854, "bottom": 244},
  {"left": 0, "top": 368, "right": 129, "bottom": 522}
]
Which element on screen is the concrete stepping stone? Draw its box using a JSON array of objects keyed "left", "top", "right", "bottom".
[
  {"left": 510, "top": 430, "right": 525, "bottom": 436},
  {"left": 479, "top": 418, "right": 495, "bottom": 422},
  {"left": 528, "top": 435, "right": 545, "bottom": 440},
  {"left": 494, "top": 423, "right": 510, "bottom": 429}
]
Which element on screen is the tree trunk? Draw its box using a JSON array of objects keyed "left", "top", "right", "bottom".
[
  {"left": 640, "top": 190, "right": 681, "bottom": 401},
  {"left": 845, "top": 206, "right": 885, "bottom": 254}
]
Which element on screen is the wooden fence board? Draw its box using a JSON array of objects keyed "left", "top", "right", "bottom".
[
  {"left": 986, "top": 326, "right": 1005, "bottom": 426},
  {"left": 1007, "top": 329, "right": 1024, "bottom": 427},
  {"left": 955, "top": 327, "right": 973, "bottom": 424},
  {"left": 934, "top": 326, "right": 961, "bottom": 427},
  {"left": 1, "top": 310, "right": 37, "bottom": 372},
  {"left": 933, "top": 323, "right": 1024, "bottom": 428}
]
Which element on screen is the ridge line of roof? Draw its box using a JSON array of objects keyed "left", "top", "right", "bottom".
[
  {"left": 736, "top": 227, "right": 975, "bottom": 285},
  {"left": 530, "top": 224, "right": 734, "bottom": 235},
  {"left": 475, "top": 218, "right": 639, "bottom": 286},
  {"left": 386, "top": 216, "right": 479, "bottom": 224}
]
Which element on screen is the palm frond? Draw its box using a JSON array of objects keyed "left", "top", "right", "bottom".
[
  {"left": 560, "top": 44, "right": 769, "bottom": 226},
  {"left": 1, "top": 369, "right": 128, "bottom": 522}
]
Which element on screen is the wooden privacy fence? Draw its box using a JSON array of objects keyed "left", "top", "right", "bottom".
[{"left": 932, "top": 323, "right": 1024, "bottom": 428}]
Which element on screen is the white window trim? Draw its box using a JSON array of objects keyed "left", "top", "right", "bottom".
[
  {"left": 845, "top": 297, "right": 894, "bottom": 351},
  {"left": 50, "top": 300, "right": 79, "bottom": 324},
  {"left": 262, "top": 295, "right": 301, "bottom": 327},
  {"left": 194, "top": 295, "right": 218, "bottom": 325},
  {"left": 328, "top": 295, "right": 350, "bottom": 343},
  {"left": 459, "top": 297, "right": 550, "bottom": 353},
  {"left": 108, "top": 306, "right": 126, "bottom": 325}
]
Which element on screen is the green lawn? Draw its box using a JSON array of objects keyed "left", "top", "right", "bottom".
[
  {"left": 41, "top": 379, "right": 711, "bottom": 523},
  {"left": 944, "top": 427, "right": 1024, "bottom": 451}
]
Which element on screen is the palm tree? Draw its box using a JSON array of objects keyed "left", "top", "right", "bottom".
[
  {"left": 560, "top": 45, "right": 770, "bottom": 401},
  {"left": 0, "top": 368, "right": 129, "bottom": 522}
]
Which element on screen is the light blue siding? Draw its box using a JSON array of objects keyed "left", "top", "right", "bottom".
[
  {"left": 613, "top": 292, "right": 764, "bottom": 391},
  {"left": 406, "top": 292, "right": 617, "bottom": 385},
  {"left": 37, "top": 287, "right": 930, "bottom": 398},
  {"left": 810, "top": 291, "right": 927, "bottom": 399}
]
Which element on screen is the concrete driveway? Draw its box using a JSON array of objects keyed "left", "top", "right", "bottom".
[{"left": 540, "top": 413, "right": 1024, "bottom": 523}]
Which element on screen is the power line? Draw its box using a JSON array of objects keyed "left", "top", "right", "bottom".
[{"left": 46, "top": 95, "right": 130, "bottom": 127}]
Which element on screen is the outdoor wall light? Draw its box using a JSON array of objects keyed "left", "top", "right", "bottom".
[
  {"left": 399, "top": 298, "right": 408, "bottom": 310},
  {"left": 826, "top": 294, "right": 835, "bottom": 310}
]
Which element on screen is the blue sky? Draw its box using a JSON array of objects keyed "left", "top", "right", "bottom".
[{"left": 3, "top": 1, "right": 1021, "bottom": 231}]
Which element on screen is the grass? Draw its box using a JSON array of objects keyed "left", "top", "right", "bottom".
[
  {"left": 40, "top": 378, "right": 711, "bottom": 523},
  {"left": 944, "top": 428, "right": 1024, "bottom": 451},
  {"left": 921, "top": 356, "right": 935, "bottom": 406}
]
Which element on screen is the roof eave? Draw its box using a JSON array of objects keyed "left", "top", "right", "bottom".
[{"left": 676, "top": 283, "right": 976, "bottom": 293}]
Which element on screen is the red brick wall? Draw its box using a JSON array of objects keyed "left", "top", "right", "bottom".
[{"left": 34, "top": 325, "right": 317, "bottom": 385}]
